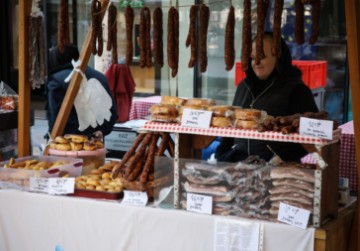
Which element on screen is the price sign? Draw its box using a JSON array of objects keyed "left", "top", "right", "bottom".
[
  {"left": 29, "top": 177, "right": 49, "bottom": 193},
  {"left": 48, "top": 178, "right": 75, "bottom": 195},
  {"left": 277, "top": 202, "right": 310, "bottom": 229},
  {"left": 122, "top": 190, "right": 148, "bottom": 206},
  {"left": 299, "top": 117, "right": 333, "bottom": 140},
  {"left": 186, "top": 193, "right": 212, "bottom": 215},
  {"left": 0, "top": 181, "right": 23, "bottom": 190},
  {"left": 181, "top": 109, "right": 212, "bottom": 129}
]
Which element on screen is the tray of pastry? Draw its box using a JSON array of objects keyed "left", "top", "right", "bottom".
[{"left": 70, "top": 161, "right": 124, "bottom": 200}]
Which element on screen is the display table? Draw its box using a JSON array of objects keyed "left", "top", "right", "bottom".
[
  {"left": 0, "top": 190, "right": 318, "bottom": 251},
  {"left": 338, "top": 121, "right": 357, "bottom": 192},
  {"left": 129, "top": 96, "right": 161, "bottom": 120}
]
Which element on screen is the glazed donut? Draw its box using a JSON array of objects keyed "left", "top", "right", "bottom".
[
  {"left": 64, "top": 134, "right": 89, "bottom": 143},
  {"left": 83, "top": 142, "right": 97, "bottom": 151},
  {"left": 54, "top": 136, "right": 69, "bottom": 144},
  {"left": 234, "top": 108, "right": 262, "bottom": 120},
  {"left": 70, "top": 142, "right": 83, "bottom": 151},
  {"left": 211, "top": 117, "right": 233, "bottom": 127},
  {"left": 55, "top": 143, "right": 71, "bottom": 151}
]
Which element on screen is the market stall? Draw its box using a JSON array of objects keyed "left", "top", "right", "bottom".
[{"left": 11, "top": 0, "right": 360, "bottom": 250}]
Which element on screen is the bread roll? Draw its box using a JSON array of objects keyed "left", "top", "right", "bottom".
[
  {"left": 64, "top": 134, "right": 89, "bottom": 143},
  {"left": 54, "top": 136, "right": 69, "bottom": 144}
]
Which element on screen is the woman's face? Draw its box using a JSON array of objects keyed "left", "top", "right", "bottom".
[{"left": 250, "top": 38, "right": 277, "bottom": 80}]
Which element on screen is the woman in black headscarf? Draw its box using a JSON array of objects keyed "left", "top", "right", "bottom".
[{"left": 215, "top": 32, "right": 318, "bottom": 163}]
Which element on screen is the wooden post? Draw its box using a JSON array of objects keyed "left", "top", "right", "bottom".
[
  {"left": 49, "top": 0, "right": 109, "bottom": 140},
  {"left": 18, "top": 0, "right": 32, "bottom": 157},
  {"left": 344, "top": 1, "right": 360, "bottom": 250}
]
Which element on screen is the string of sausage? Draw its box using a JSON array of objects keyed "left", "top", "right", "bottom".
[
  {"left": 125, "top": 5, "right": 134, "bottom": 65},
  {"left": 91, "top": 0, "right": 103, "bottom": 56},
  {"left": 107, "top": 3, "right": 118, "bottom": 64},
  {"left": 140, "top": 133, "right": 160, "bottom": 184},
  {"left": 255, "top": 0, "right": 268, "bottom": 64},
  {"left": 153, "top": 7, "right": 164, "bottom": 67},
  {"left": 58, "top": 0, "right": 70, "bottom": 53},
  {"left": 224, "top": 5, "right": 235, "bottom": 71},
  {"left": 167, "top": 7, "right": 179, "bottom": 77},
  {"left": 272, "top": 0, "right": 284, "bottom": 57},
  {"left": 111, "top": 133, "right": 146, "bottom": 179},
  {"left": 139, "top": 7, "right": 147, "bottom": 68},
  {"left": 186, "top": 5, "right": 197, "bottom": 68},
  {"left": 309, "top": 0, "right": 320, "bottom": 44},
  {"left": 295, "top": 0, "right": 305, "bottom": 45},
  {"left": 199, "top": 5, "right": 210, "bottom": 73},
  {"left": 241, "top": 0, "right": 252, "bottom": 71}
]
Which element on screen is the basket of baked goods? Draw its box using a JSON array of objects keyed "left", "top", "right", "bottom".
[
  {"left": 48, "top": 134, "right": 106, "bottom": 175},
  {"left": 72, "top": 160, "right": 124, "bottom": 200},
  {"left": 111, "top": 131, "right": 174, "bottom": 200},
  {"left": 0, "top": 155, "right": 83, "bottom": 190}
]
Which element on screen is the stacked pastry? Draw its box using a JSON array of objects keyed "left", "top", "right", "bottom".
[
  {"left": 49, "top": 134, "right": 104, "bottom": 151},
  {"left": 150, "top": 96, "right": 186, "bottom": 123},
  {"left": 207, "top": 105, "right": 234, "bottom": 127},
  {"left": 233, "top": 108, "right": 263, "bottom": 129},
  {"left": 269, "top": 163, "right": 315, "bottom": 221}
]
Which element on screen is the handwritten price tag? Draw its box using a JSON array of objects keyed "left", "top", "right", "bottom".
[
  {"left": 122, "top": 190, "right": 148, "bottom": 206},
  {"left": 181, "top": 108, "right": 212, "bottom": 129},
  {"left": 29, "top": 177, "right": 75, "bottom": 195},
  {"left": 186, "top": 193, "right": 212, "bottom": 215},
  {"left": 299, "top": 117, "right": 333, "bottom": 140},
  {"left": 277, "top": 202, "right": 310, "bottom": 229}
]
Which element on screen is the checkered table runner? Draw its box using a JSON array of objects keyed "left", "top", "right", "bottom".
[{"left": 129, "top": 96, "right": 161, "bottom": 120}]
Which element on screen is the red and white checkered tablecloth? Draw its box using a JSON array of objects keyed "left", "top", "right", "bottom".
[
  {"left": 338, "top": 121, "right": 357, "bottom": 192},
  {"left": 129, "top": 96, "right": 161, "bottom": 120}
]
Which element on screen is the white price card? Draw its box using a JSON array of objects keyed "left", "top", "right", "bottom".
[
  {"left": 0, "top": 181, "right": 23, "bottom": 190},
  {"left": 48, "top": 178, "right": 75, "bottom": 195},
  {"left": 181, "top": 108, "right": 212, "bottom": 129},
  {"left": 30, "top": 177, "right": 49, "bottom": 193},
  {"left": 277, "top": 202, "right": 311, "bottom": 229},
  {"left": 122, "top": 190, "right": 148, "bottom": 206},
  {"left": 186, "top": 193, "right": 213, "bottom": 215},
  {"left": 299, "top": 117, "right": 333, "bottom": 140}
]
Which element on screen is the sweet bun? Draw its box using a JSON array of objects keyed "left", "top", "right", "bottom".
[
  {"left": 83, "top": 142, "right": 97, "bottom": 151},
  {"left": 207, "top": 105, "right": 234, "bottom": 117},
  {"left": 150, "top": 104, "right": 178, "bottom": 123},
  {"left": 234, "top": 108, "right": 262, "bottom": 120},
  {"left": 55, "top": 143, "right": 71, "bottom": 151},
  {"left": 49, "top": 142, "right": 58, "bottom": 150},
  {"left": 54, "top": 136, "right": 69, "bottom": 144},
  {"left": 161, "top": 96, "right": 187, "bottom": 106},
  {"left": 234, "top": 119, "right": 258, "bottom": 129},
  {"left": 64, "top": 134, "right": 88, "bottom": 143},
  {"left": 185, "top": 98, "right": 216, "bottom": 106},
  {"left": 151, "top": 114, "right": 178, "bottom": 123},
  {"left": 93, "top": 140, "right": 104, "bottom": 149},
  {"left": 70, "top": 142, "right": 83, "bottom": 151},
  {"left": 211, "top": 117, "right": 233, "bottom": 127}
]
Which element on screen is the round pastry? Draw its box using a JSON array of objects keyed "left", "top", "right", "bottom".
[
  {"left": 234, "top": 108, "right": 262, "bottom": 120},
  {"left": 64, "top": 134, "right": 89, "bottom": 143},
  {"left": 70, "top": 141, "right": 83, "bottom": 151},
  {"left": 93, "top": 140, "right": 104, "bottom": 149},
  {"left": 234, "top": 119, "right": 259, "bottom": 129},
  {"left": 54, "top": 136, "right": 69, "bottom": 144},
  {"left": 83, "top": 142, "right": 97, "bottom": 151},
  {"left": 55, "top": 143, "right": 71, "bottom": 151},
  {"left": 49, "top": 142, "right": 58, "bottom": 149},
  {"left": 185, "top": 98, "right": 216, "bottom": 106},
  {"left": 161, "top": 96, "right": 187, "bottom": 106},
  {"left": 207, "top": 105, "right": 234, "bottom": 117},
  {"left": 211, "top": 117, "right": 233, "bottom": 127}
]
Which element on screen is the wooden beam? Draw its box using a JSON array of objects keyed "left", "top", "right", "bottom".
[
  {"left": 18, "top": 0, "right": 32, "bottom": 157},
  {"left": 344, "top": 1, "right": 360, "bottom": 250},
  {"left": 49, "top": 0, "right": 109, "bottom": 140}
]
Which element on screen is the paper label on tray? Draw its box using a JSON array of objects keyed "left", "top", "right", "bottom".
[
  {"left": 186, "top": 193, "right": 212, "bottom": 215},
  {"left": 0, "top": 181, "right": 23, "bottom": 190},
  {"left": 29, "top": 177, "right": 75, "bottom": 195},
  {"left": 277, "top": 202, "right": 310, "bottom": 229},
  {"left": 122, "top": 190, "right": 148, "bottom": 206},
  {"left": 299, "top": 117, "right": 333, "bottom": 140},
  {"left": 181, "top": 109, "right": 212, "bottom": 129}
]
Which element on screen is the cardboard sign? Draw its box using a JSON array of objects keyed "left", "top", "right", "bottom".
[
  {"left": 181, "top": 109, "right": 212, "bottom": 129},
  {"left": 186, "top": 193, "right": 212, "bottom": 215},
  {"left": 277, "top": 202, "right": 311, "bottom": 229},
  {"left": 122, "top": 190, "right": 148, "bottom": 206},
  {"left": 299, "top": 117, "right": 333, "bottom": 140}
]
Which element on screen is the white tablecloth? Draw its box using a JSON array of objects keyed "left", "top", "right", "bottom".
[{"left": 0, "top": 190, "right": 314, "bottom": 251}]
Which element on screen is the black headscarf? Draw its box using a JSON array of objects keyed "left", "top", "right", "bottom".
[{"left": 48, "top": 44, "right": 80, "bottom": 74}]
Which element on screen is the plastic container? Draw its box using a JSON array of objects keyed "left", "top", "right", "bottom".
[
  {"left": 48, "top": 148, "right": 106, "bottom": 175},
  {"left": 0, "top": 155, "right": 83, "bottom": 190},
  {"left": 235, "top": 60, "right": 328, "bottom": 90}
]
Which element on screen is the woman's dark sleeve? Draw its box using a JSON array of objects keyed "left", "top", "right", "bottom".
[
  {"left": 215, "top": 137, "right": 235, "bottom": 160},
  {"left": 289, "top": 84, "right": 319, "bottom": 114}
]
